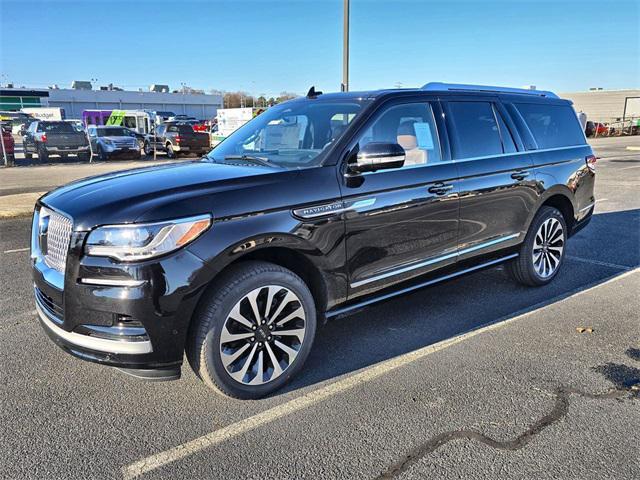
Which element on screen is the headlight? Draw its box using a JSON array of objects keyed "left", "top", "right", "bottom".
[
  {"left": 103, "top": 139, "right": 114, "bottom": 146},
  {"left": 85, "top": 214, "right": 211, "bottom": 261}
]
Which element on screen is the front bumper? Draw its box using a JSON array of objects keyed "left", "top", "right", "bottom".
[
  {"left": 102, "top": 144, "right": 140, "bottom": 155},
  {"left": 35, "top": 290, "right": 153, "bottom": 355},
  {"left": 31, "top": 205, "right": 216, "bottom": 374}
]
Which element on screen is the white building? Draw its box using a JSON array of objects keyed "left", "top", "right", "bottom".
[
  {"left": 1, "top": 84, "right": 222, "bottom": 120},
  {"left": 559, "top": 89, "right": 640, "bottom": 123}
]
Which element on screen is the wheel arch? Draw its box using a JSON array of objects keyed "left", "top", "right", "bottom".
[
  {"left": 191, "top": 230, "right": 341, "bottom": 323},
  {"left": 526, "top": 187, "right": 576, "bottom": 235}
]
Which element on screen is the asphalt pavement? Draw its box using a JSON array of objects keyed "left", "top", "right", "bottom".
[{"left": 0, "top": 138, "right": 638, "bottom": 479}]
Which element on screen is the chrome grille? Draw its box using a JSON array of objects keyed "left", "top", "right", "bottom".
[{"left": 43, "top": 209, "right": 73, "bottom": 273}]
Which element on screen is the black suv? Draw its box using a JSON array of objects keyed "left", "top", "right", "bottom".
[{"left": 32, "top": 83, "right": 596, "bottom": 399}]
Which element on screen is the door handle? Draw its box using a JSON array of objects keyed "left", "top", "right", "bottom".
[
  {"left": 511, "top": 171, "right": 530, "bottom": 181},
  {"left": 428, "top": 183, "right": 454, "bottom": 195}
]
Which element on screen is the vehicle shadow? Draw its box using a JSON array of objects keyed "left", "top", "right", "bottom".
[{"left": 281, "top": 208, "right": 640, "bottom": 395}]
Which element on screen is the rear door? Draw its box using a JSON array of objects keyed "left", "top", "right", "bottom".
[
  {"left": 442, "top": 96, "right": 537, "bottom": 260},
  {"left": 341, "top": 97, "right": 460, "bottom": 299}
]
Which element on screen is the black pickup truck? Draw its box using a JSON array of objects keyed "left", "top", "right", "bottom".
[
  {"left": 143, "top": 123, "right": 210, "bottom": 158},
  {"left": 23, "top": 121, "right": 90, "bottom": 162}
]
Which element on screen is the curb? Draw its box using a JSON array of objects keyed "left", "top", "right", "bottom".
[{"left": 0, "top": 192, "right": 44, "bottom": 219}]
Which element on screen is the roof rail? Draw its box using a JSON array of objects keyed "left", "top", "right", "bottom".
[{"left": 421, "top": 82, "right": 559, "bottom": 99}]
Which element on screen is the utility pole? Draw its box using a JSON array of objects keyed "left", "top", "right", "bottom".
[{"left": 341, "top": 0, "right": 349, "bottom": 92}]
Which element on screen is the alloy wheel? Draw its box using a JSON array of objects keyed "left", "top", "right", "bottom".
[
  {"left": 532, "top": 217, "right": 564, "bottom": 278},
  {"left": 219, "top": 285, "right": 306, "bottom": 385}
]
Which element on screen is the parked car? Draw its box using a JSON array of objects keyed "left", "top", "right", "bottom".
[
  {"left": 1, "top": 123, "right": 15, "bottom": 164},
  {"left": 23, "top": 120, "right": 90, "bottom": 161},
  {"left": 87, "top": 126, "right": 141, "bottom": 160},
  {"left": 585, "top": 121, "right": 608, "bottom": 137},
  {"left": 31, "top": 83, "right": 596, "bottom": 399},
  {"left": 143, "top": 123, "right": 209, "bottom": 158}
]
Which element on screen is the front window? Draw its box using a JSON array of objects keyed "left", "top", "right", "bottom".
[
  {"left": 354, "top": 102, "right": 443, "bottom": 168},
  {"left": 207, "top": 99, "right": 369, "bottom": 169},
  {"left": 97, "top": 127, "right": 132, "bottom": 137}
]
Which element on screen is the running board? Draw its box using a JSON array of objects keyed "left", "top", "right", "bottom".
[{"left": 326, "top": 253, "right": 519, "bottom": 319}]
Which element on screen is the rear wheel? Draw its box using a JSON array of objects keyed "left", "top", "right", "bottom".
[
  {"left": 37, "top": 144, "right": 48, "bottom": 162},
  {"left": 187, "top": 261, "right": 317, "bottom": 399},
  {"left": 507, "top": 206, "right": 567, "bottom": 286},
  {"left": 166, "top": 143, "right": 175, "bottom": 158}
]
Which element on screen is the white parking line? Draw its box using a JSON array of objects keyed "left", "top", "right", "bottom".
[
  {"left": 3, "top": 247, "right": 30, "bottom": 254},
  {"left": 122, "top": 267, "right": 639, "bottom": 480},
  {"left": 566, "top": 255, "right": 632, "bottom": 271}
]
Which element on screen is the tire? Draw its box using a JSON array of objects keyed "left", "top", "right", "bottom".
[
  {"left": 166, "top": 143, "right": 175, "bottom": 158},
  {"left": 507, "top": 206, "right": 567, "bottom": 287},
  {"left": 187, "top": 261, "right": 317, "bottom": 399},
  {"left": 97, "top": 145, "right": 108, "bottom": 161},
  {"left": 37, "top": 144, "right": 48, "bottom": 162},
  {"left": 143, "top": 141, "right": 152, "bottom": 156}
]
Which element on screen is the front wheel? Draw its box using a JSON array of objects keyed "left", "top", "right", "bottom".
[
  {"left": 97, "top": 145, "right": 108, "bottom": 161},
  {"left": 187, "top": 261, "right": 317, "bottom": 399},
  {"left": 507, "top": 206, "right": 567, "bottom": 286},
  {"left": 143, "top": 141, "right": 152, "bottom": 156}
]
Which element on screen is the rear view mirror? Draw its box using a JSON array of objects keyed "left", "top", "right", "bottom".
[{"left": 349, "top": 142, "right": 405, "bottom": 173}]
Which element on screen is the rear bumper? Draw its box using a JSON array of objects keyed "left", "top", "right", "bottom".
[
  {"left": 46, "top": 145, "right": 90, "bottom": 154},
  {"left": 571, "top": 205, "right": 594, "bottom": 236},
  {"left": 173, "top": 145, "right": 207, "bottom": 152}
]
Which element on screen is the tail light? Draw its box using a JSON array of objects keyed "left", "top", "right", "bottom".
[
  {"left": 41, "top": 133, "right": 47, "bottom": 143},
  {"left": 586, "top": 154, "right": 597, "bottom": 173},
  {"left": 174, "top": 135, "right": 181, "bottom": 143}
]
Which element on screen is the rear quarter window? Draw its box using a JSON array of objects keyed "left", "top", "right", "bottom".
[{"left": 515, "top": 103, "right": 585, "bottom": 149}]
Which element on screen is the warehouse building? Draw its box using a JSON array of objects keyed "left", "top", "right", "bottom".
[
  {"left": 559, "top": 89, "right": 640, "bottom": 123},
  {"left": 0, "top": 82, "right": 222, "bottom": 120}
]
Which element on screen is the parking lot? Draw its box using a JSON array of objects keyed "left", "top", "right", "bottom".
[{"left": 0, "top": 137, "right": 638, "bottom": 479}]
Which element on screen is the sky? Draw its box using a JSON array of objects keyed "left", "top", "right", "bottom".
[{"left": 0, "top": 0, "right": 638, "bottom": 97}]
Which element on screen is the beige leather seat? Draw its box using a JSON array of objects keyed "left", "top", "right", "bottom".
[{"left": 397, "top": 121, "right": 427, "bottom": 166}]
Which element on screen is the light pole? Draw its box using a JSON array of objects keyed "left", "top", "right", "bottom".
[{"left": 341, "top": 0, "right": 349, "bottom": 92}]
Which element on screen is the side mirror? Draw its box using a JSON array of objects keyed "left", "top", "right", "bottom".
[{"left": 349, "top": 142, "right": 405, "bottom": 174}]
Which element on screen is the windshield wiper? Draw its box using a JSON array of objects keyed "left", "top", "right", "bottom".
[{"left": 224, "top": 155, "right": 275, "bottom": 168}]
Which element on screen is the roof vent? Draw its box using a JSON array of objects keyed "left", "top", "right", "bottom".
[
  {"left": 150, "top": 84, "right": 169, "bottom": 93},
  {"left": 71, "top": 80, "right": 93, "bottom": 90}
]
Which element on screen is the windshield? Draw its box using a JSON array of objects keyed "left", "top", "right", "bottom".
[
  {"left": 97, "top": 127, "right": 132, "bottom": 137},
  {"left": 207, "top": 99, "right": 368, "bottom": 169}
]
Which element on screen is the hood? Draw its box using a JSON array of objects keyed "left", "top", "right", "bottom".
[{"left": 40, "top": 160, "right": 286, "bottom": 230}]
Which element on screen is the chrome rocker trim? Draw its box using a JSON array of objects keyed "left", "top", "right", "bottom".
[
  {"left": 35, "top": 295, "right": 153, "bottom": 355},
  {"left": 351, "top": 233, "right": 520, "bottom": 288},
  {"left": 329, "top": 253, "right": 519, "bottom": 318}
]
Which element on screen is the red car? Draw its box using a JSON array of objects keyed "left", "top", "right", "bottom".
[{"left": 1, "top": 126, "right": 15, "bottom": 163}]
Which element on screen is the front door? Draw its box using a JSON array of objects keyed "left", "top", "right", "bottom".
[
  {"left": 442, "top": 97, "right": 537, "bottom": 260},
  {"left": 341, "top": 99, "right": 460, "bottom": 299}
]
